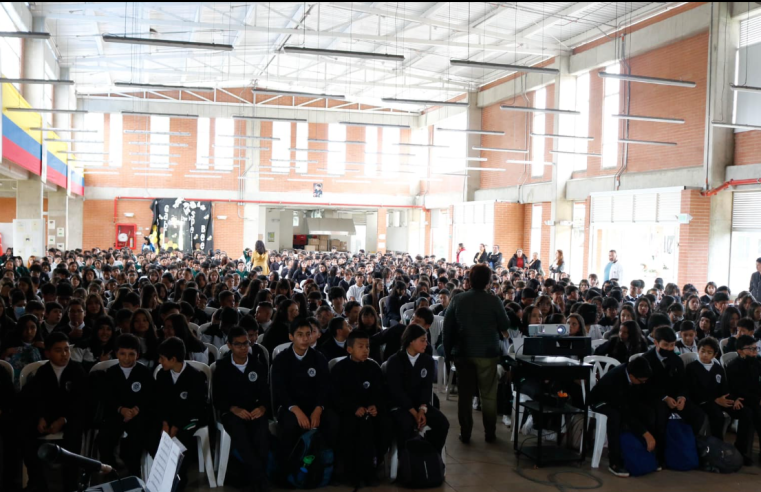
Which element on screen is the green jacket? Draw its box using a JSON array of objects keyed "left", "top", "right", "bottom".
[{"left": 443, "top": 289, "right": 509, "bottom": 359}]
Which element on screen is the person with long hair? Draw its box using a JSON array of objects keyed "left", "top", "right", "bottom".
[
  {"left": 385, "top": 324, "right": 449, "bottom": 452},
  {"left": 595, "top": 320, "right": 647, "bottom": 364},
  {"left": 549, "top": 250, "right": 565, "bottom": 280},
  {"left": 383, "top": 281, "right": 410, "bottom": 328},
  {"left": 130, "top": 308, "right": 159, "bottom": 367},
  {"left": 84, "top": 293, "right": 106, "bottom": 330},
  {"left": 71, "top": 316, "right": 117, "bottom": 371},
  {"left": 0, "top": 313, "right": 43, "bottom": 380},
  {"left": 634, "top": 297, "right": 652, "bottom": 333},
  {"left": 684, "top": 294, "right": 702, "bottom": 322},
  {"left": 718, "top": 306, "right": 742, "bottom": 340},
  {"left": 162, "top": 313, "right": 209, "bottom": 364},
  {"left": 260, "top": 298, "right": 299, "bottom": 355},
  {"left": 239, "top": 278, "right": 262, "bottom": 309},
  {"left": 362, "top": 277, "right": 386, "bottom": 315},
  {"left": 292, "top": 292, "right": 310, "bottom": 320},
  {"left": 473, "top": 244, "right": 488, "bottom": 265},
  {"left": 252, "top": 240, "right": 269, "bottom": 275}
]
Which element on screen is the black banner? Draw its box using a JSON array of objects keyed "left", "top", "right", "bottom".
[{"left": 150, "top": 198, "right": 214, "bottom": 254}]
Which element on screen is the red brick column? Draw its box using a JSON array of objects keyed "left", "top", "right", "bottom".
[{"left": 677, "top": 190, "right": 710, "bottom": 289}]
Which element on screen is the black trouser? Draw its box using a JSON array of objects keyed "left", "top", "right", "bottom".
[
  {"left": 593, "top": 402, "right": 657, "bottom": 468},
  {"left": 98, "top": 414, "right": 149, "bottom": 477},
  {"left": 337, "top": 410, "right": 391, "bottom": 485},
  {"left": 390, "top": 407, "right": 449, "bottom": 453},
  {"left": 0, "top": 419, "right": 20, "bottom": 491},
  {"left": 221, "top": 413, "right": 269, "bottom": 485},
  {"left": 734, "top": 405, "right": 761, "bottom": 458},
  {"left": 654, "top": 399, "right": 706, "bottom": 462},
  {"left": 276, "top": 407, "right": 339, "bottom": 465},
  {"left": 24, "top": 421, "right": 84, "bottom": 492},
  {"left": 698, "top": 402, "right": 731, "bottom": 440}
]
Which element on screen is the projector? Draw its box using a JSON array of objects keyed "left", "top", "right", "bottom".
[{"left": 528, "top": 324, "right": 569, "bottom": 336}]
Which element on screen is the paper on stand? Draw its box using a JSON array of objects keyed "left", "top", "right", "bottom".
[{"left": 146, "top": 432, "right": 184, "bottom": 492}]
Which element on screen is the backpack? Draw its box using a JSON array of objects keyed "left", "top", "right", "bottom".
[
  {"left": 697, "top": 436, "right": 743, "bottom": 474},
  {"left": 620, "top": 432, "right": 658, "bottom": 477},
  {"left": 664, "top": 418, "right": 699, "bottom": 471},
  {"left": 285, "top": 429, "right": 334, "bottom": 489},
  {"left": 397, "top": 437, "right": 444, "bottom": 488}
]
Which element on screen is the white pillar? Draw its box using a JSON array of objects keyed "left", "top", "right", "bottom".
[{"left": 551, "top": 56, "right": 576, "bottom": 269}]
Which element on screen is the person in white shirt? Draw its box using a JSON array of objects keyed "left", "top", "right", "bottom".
[
  {"left": 347, "top": 273, "right": 366, "bottom": 302},
  {"left": 604, "top": 250, "right": 624, "bottom": 283}
]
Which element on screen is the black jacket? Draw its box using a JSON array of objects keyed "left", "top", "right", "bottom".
[
  {"left": 371, "top": 324, "right": 432, "bottom": 362},
  {"left": 384, "top": 351, "right": 434, "bottom": 412},
  {"left": 260, "top": 321, "right": 291, "bottom": 356},
  {"left": 213, "top": 353, "right": 270, "bottom": 416},
  {"left": 318, "top": 338, "right": 349, "bottom": 362},
  {"left": 507, "top": 254, "right": 530, "bottom": 269},
  {"left": 593, "top": 337, "right": 646, "bottom": 365},
  {"left": 21, "top": 361, "right": 88, "bottom": 431},
  {"left": 685, "top": 359, "right": 728, "bottom": 406},
  {"left": 487, "top": 252, "right": 503, "bottom": 268},
  {"left": 155, "top": 363, "right": 208, "bottom": 430},
  {"left": 642, "top": 348, "right": 687, "bottom": 401},
  {"left": 331, "top": 357, "right": 384, "bottom": 415},
  {"left": 101, "top": 362, "right": 155, "bottom": 418},
  {"left": 473, "top": 251, "right": 488, "bottom": 264},
  {"left": 726, "top": 356, "right": 761, "bottom": 407},
  {"left": 588, "top": 363, "right": 650, "bottom": 436},
  {"left": 0, "top": 362, "right": 15, "bottom": 426},
  {"left": 271, "top": 347, "right": 329, "bottom": 414}
]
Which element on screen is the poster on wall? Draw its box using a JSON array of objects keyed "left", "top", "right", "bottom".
[
  {"left": 313, "top": 183, "right": 323, "bottom": 198},
  {"left": 12, "top": 219, "right": 44, "bottom": 262},
  {"left": 150, "top": 198, "right": 214, "bottom": 254}
]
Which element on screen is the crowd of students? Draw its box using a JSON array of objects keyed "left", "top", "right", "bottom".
[{"left": 0, "top": 243, "right": 759, "bottom": 490}]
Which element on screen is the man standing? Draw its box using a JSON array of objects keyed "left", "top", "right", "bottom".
[
  {"left": 443, "top": 264, "right": 509, "bottom": 444},
  {"left": 750, "top": 258, "right": 761, "bottom": 302},
  {"left": 487, "top": 245, "right": 503, "bottom": 270},
  {"left": 604, "top": 250, "right": 624, "bottom": 283}
]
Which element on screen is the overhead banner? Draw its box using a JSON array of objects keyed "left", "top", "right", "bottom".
[{"left": 150, "top": 198, "right": 214, "bottom": 254}]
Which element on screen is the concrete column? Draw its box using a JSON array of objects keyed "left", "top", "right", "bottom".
[
  {"left": 242, "top": 120, "right": 262, "bottom": 249},
  {"left": 464, "top": 92, "right": 481, "bottom": 202},
  {"left": 376, "top": 208, "right": 387, "bottom": 254},
  {"left": 22, "top": 17, "right": 47, "bottom": 106},
  {"left": 67, "top": 196, "right": 83, "bottom": 249},
  {"left": 366, "top": 212, "right": 378, "bottom": 253},
  {"left": 47, "top": 191, "right": 67, "bottom": 249},
  {"left": 705, "top": 3, "right": 739, "bottom": 285},
  {"left": 551, "top": 56, "right": 576, "bottom": 270},
  {"left": 16, "top": 179, "right": 43, "bottom": 219},
  {"left": 54, "top": 67, "right": 74, "bottom": 129}
]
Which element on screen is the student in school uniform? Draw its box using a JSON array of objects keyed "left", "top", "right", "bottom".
[
  {"left": 319, "top": 316, "right": 352, "bottom": 362},
  {"left": 21, "top": 332, "right": 88, "bottom": 492},
  {"left": 98, "top": 334, "right": 155, "bottom": 476},
  {"left": 154, "top": 337, "right": 208, "bottom": 491},
  {"left": 0, "top": 352, "right": 16, "bottom": 490},
  {"left": 213, "top": 327, "right": 271, "bottom": 492},
  {"left": 271, "top": 319, "right": 339, "bottom": 466},
  {"left": 384, "top": 324, "right": 449, "bottom": 453},
  {"left": 331, "top": 331, "right": 389, "bottom": 487},
  {"left": 726, "top": 335, "right": 761, "bottom": 464},
  {"left": 675, "top": 321, "right": 698, "bottom": 353},
  {"left": 722, "top": 317, "right": 756, "bottom": 354}
]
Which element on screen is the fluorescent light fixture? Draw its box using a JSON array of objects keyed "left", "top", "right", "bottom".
[
  {"left": 0, "top": 78, "right": 73, "bottom": 85},
  {"left": 31, "top": 127, "right": 97, "bottom": 133},
  {"left": 214, "top": 145, "right": 269, "bottom": 150},
  {"left": 270, "top": 159, "right": 318, "bottom": 164},
  {"left": 0, "top": 31, "right": 50, "bottom": 40},
  {"left": 83, "top": 171, "right": 118, "bottom": 175},
  {"left": 288, "top": 148, "right": 339, "bottom": 153},
  {"left": 598, "top": 71, "right": 696, "bottom": 88},
  {"left": 550, "top": 150, "right": 601, "bottom": 157},
  {"left": 394, "top": 143, "right": 448, "bottom": 149},
  {"left": 103, "top": 35, "right": 233, "bottom": 51},
  {"left": 530, "top": 132, "right": 594, "bottom": 141},
  {"left": 450, "top": 59, "right": 559, "bottom": 75},
  {"left": 283, "top": 46, "right": 404, "bottom": 62},
  {"left": 730, "top": 84, "right": 761, "bottom": 93},
  {"left": 336, "top": 180, "right": 372, "bottom": 184},
  {"left": 129, "top": 152, "right": 180, "bottom": 157},
  {"left": 130, "top": 161, "right": 178, "bottom": 165},
  {"left": 287, "top": 178, "right": 323, "bottom": 182},
  {"left": 134, "top": 172, "right": 172, "bottom": 177},
  {"left": 340, "top": 121, "right": 411, "bottom": 129},
  {"left": 69, "top": 160, "right": 113, "bottom": 164},
  {"left": 127, "top": 141, "right": 188, "bottom": 147},
  {"left": 252, "top": 88, "right": 346, "bottom": 100},
  {"left": 44, "top": 139, "right": 102, "bottom": 144},
  {"left": 318, "top": 168, "right": 361, "bottom": 173},
  {"left": 711, "top": 121, "right": 761, "bottom": 131},
  {"left": 309, "top": 139, "right": 366, "bottom": 145},
  {"left": 216, "top": 216, "right": 227, "bottom": 220},
  {"left": 618, "top": 138, "right": 677, "bottom": 147},
  {"left": 501, "top": 105, "right": 580, "bottom": 116},
  {"left": 381, "top": 97, "right": 467, "bottom": 108},
  {"left": 220, "top": 135, "right": 280, "bottom": 141},
  {"left": 115, "top": 82, "right": 214, "bottom": 91},
  {"left": 125, "top": 130, "right": 192, "bottom": 136},
  {"left": 473, "top": 146, "right": 529, "bottom": 153},
  {"left": 233, "top": 115, "right": 307, "bottom": 123},
  {"left": 611, "top": 114, "right": 684, "bottom": 124},
  {"left": 123, "top": 213, "right": 135, "bottom": 218},
  {"left": 122, "top": 111, "right": 198, "bottom": 119},
  {"left": 506, "top": 160, "right": 555, "bottom": 166},
  {"left": 184, "top": 174, "right": 224, "bottom": 179},
  {"left": 436, "top": 128, "right": 504, "bottom": 135},
  {"left": 8, "top": 108, "right": 87, "bottom": 114}
]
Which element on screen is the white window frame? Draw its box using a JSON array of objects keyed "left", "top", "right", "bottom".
[
  {"left": 196, "top": 117, "right": 210, "bottom": 168},
  {"left": 531, "top": 88, "right": 547, "bottom": 177},
  {"left": 574, "top": 73, "right": 590, "bottom": 171},
  {"left": 602, "top": 64, "right": 621, "bottom": 169},
  {"left": 79, "top": 113, "right": 105, "bottom": 166},
  {"left": 433, "top": 112, "right": 466, "bottom": 173},
  {"left": 382, "top": 127, "right": 400, "bottom": 178},
  {"left": 411, "top": 126, "right": 429, "bottom": 177},
  {"left": 109, "top": 114, "right": 123, "bottom": 167},
  {"left": 327, "top": 123, "right": 346, "bottom": 175},
  {"left": 365, "top": 127, "right": 378, "bottom": 177},
  {"left": 150, "top": 116, "right": 170, "bottom": 168},
  {"left": 530, "top": 204, "right": 543, "bottom": 257},
  {"left": 295, "top": 122, "right": 309, "bottom": 174},
  {"left": 271, "top": 121, "right": 291, "bottom": 174},
  {"left": 0, "top": 8, "right": 20, "bottom": 89},
  {"left": 214, "top": 118, "right": 235, "bottom": 171}
]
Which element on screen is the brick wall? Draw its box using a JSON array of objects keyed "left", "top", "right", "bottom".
[
  {"left": 734, "top": 130, "right": 761, "bottom": 166},
  {"left": 377, "top": 208, "right": 387, "bottom": 255},
  {"left": 677, "top": 189, "right": 710, "bottom": 289},
  {"left": 541, "top": 203, "right": 553, "bottom": 267},
  {"left": 0, "top": 198, "right": 15, "bottom": 223},
  {"left": 423, "top": 209, "right": 431, "bottom": 256},
  {"left": 493, "top": 202, "right": 526, "bottom": 256},
  {"left": 583, "top": 198, "right": 591, "bottom": 279}
]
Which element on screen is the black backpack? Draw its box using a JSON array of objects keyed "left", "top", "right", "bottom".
[
  {"left": 696, "top": 436, "right": 743, "bottom": 474},
  {"left": 397, "top": 437, "right": 444, "bottom": 488},
  {"left": 285, "top": 429, "right": 334, "bottom": 488}
]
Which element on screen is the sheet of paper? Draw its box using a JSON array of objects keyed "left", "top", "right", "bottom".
[{"left": 146, "top": 432, "right": 183, "bottom": 492}]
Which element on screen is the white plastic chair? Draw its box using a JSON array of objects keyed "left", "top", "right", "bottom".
[
  {"left": 629, "top": 353, "right": 643, "bottom": 363},
  {"left": 591, "top": 339, "right": 606, "bottom": 350},
  {"left": 430, "top": 316, "right": 444, "bottom": 349},
  {"left": 379, "top": 296, "right": 390, "bottom": 329},
  {"left": 204, "top": 343, "right": 220, "bottom": 363},
  {"left": 401, "top": 308, "right": 415, "bottom": 325},
  {"left": 399, "top": 301, "right": 415, "bottom": 318},
  {"left": 720, "top": 338, "right": 730, "bottom": 354},
  {"left": 238, "top": 307, "right": 251, "bottom": 315},
  {"left": 189, "top": 323, "right": 201, "bottom": 337},
  {"left": 204, "top": 307, "right": 218, "bottom": 317},
  {"left": 328, "top": 356, "right": 346, "bottom": 371},
  {"left": 581, "top": 356, "right": 620, "bottom": 468},
  {"left": 721, "top": 352, "right": 739, "bottom": 367},
  {"left": 680, "top": 352, "right": 699, "bottom": 366},
  {"left": 218, "top": 344, "right": 231, "bottom": 358},
  {"left": 272, "top": 342, "right": 291, "bottom": 361},
  {"left": 0, "top": 360, "right": 14, "bottom": 384}
]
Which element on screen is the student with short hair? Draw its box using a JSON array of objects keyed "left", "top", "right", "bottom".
[
  {"left": 726, "top": 334, "right": 761, "bottom": 464},
  {"left": 675, "top": 321, "right": 698, "bottom": 353},
  {"left": 40, "top": 302, "right": 63, "bottom": 340},
  {"left": 21, "top": 333, "right": 88, "bottom": 492},
  {"left": 213, "top": 327, "right": 271, "bottom": 492},
  {"left": 98, "top": 333, "right": 155, "bottom": 476},
  {"left": 723, "top": 317, "right": 756, "bottom": 354},
  {"left": 331, "top": 330, "right": 389, "bottom": 487},
  {"left": 319, "top": 316, "right": 352, "bottom": 361}
]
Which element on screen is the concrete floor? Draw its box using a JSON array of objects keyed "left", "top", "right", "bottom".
[{"left": 178, "top": 388, "right": 761, "bottom": 492}]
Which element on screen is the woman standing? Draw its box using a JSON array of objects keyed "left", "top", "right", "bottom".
[
  {"left": 456, "top": 243, "right": 466, "bottom": 264},
  {"left": 549, "top": 250, "right": 565, "bottom": 280},
  {"left": 473, "top": 244, "right": 488, "bottom": 265},
  {"left": 251, "top": 240, "right": 269, "bottom": 275}
]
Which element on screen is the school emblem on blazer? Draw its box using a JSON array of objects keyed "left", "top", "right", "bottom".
[
  {"left": 132, "top": 382, "right": 142, "bottom": 392},
  {"left": 363, "top": 381, "right": 370, "bottom": 389},
  {"left": 307, "top": 368, "right": 317, "bottom": 378},
  {"left": 248, "top": 371, "right": 258, "bottom": 382},
  {"left": 421, "top": 368, "right": 428, "bottom": 378},
  {"left": 180, "top": 391, "right": 188, "bottom": 400},
  {"left": 65, "top": 381, "right": 73, "bottom": 392},
  {"left": 715, "top": 374, "right": 722, "bottom": 383}
]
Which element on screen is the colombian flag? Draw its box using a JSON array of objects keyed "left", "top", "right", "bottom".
[{"left": 69, "top": 168, "right": 84, "bottom": 196}]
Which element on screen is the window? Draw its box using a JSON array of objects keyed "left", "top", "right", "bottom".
[
  {"left": 530, "top": 204, "right": 543, "bottom": 258},
  {"left": 109, "top": 114, "right": 122, "bottom": 167},
  {"left": 574, "top": 73, "right": 590, "bottom": 171},
  {"left": 78, "top": 113, "right": 105, "bottom": 166},
  {"left": 214, "top": 118, "right": 235, "bottom": 171},
  {"left": 433, "top": 111, "right": 466, "bottom": 173},
  {"left": 197, "top": 117, "right": 210, "bottom": 168},
  {"left": 150, "top": 116, "right": 170, "bottom": 168},
  {"left": 735, "top": 16, "right": 761, "bottom": 126},
  {"left": 295, "top": 122, "right": 309, "bottom": 174},
  {"left": 327, "top": 123, "right": 346, "bottom": 175},
  {"left": 0, "top": 8, "right": 20, "bottom": 88},
  {"left": 365, "top": 127, "right": 378, "bottom": 177},
  {"left": 531, "top": 88, "right": 546, "bottom": 177},
  {"left": 602, "top": 64, "right": 620, "bottom": 169},
  {"left": 42, "top": 66, "right": 55, "bottom": 127},
  {"left": 571, "top": 202, "right": 586, "bottom": 281},
  {"left": 411, "top": 127, "right": 429, "bottom": 177},
  {"left": 382, "top": 127, "right": 400, "bottom": 177},
  {"left": 271, "top": 121, "right": 291, "bottom": 174}
]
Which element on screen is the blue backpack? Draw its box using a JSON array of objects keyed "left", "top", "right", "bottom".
[
  {"left": 665, "top": 418, "right": 699, "bottom": 471},
  {"left": 285, "top": 429, "right": 334, "bottom": 489},
  {"left": 620, "top": 432, "right": 658, "bottom": 476}
]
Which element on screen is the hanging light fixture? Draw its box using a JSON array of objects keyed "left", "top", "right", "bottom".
[{"left": 598, "top": 72, "right": 696, "bottom": 88}]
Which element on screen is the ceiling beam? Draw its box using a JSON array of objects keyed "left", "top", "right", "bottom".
[{"left": 516, "top": 2, "right": 603, "bottom": 39}]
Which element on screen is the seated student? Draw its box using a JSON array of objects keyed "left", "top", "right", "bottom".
[
  {"left": 0, "top": 347, "right": 15, "bottom": 490},
  {"left": 599, "top": 298, "right": 620, "bottom": 328},
  {"left": 344, "top": 301, "right": 361, "bottom": 329},
  {"left": 154, "top": 337, "right": 208, "bottom": 490},
  {"left": 675, "top": 321, "right": 698, "bottom": 353},
  {"left": 385, "top": 325, "right": 449, "bottom": 452},
  {"left": 21, "top": 333, "right": 88, "bottom": 492},
  {"left": 643, "top": 327, "right": 707, "bottom": 462},
  {"left": 98, "top": 334, "right": 155, "bottom": 476},
  {"left": 331, "top": 331, "right": 389, "bottom": 487},
  {"left": 58, "top": 298, "right": 90, "bottom": 342},
  {"left": 726, "top": 334, "right": 761, "bottom": 464},
  {"left": 213, "top": 327, "right": 270, "bottom": 492},
  {"left": 594, "top": 320, "right": 648, "bottom": 364},
  {"left": 329, "top": 287, "right": 347, "bottom": 318},
  {"left": 163, "top": 313, "right": 209, "bottom": 364},
  {"left": 667, "top": 303, "right": 685, "bottom": 326},
  {"left": 589, "top": 356, "right": 655, "bottom": 477},
  {"left": 71, "top": 315, "right": 118, "bottom": 371},
  {"left": 319, "top": 316, "right": 352, "bottom": 362},
  {"left": 201, "top": 307, "right": 239, "bottom": 349},
  {"left": 1, "top": 314, "right": 43, "bottom": 381},
  {"left": 114, "top": 308, "right": 133, "bottom": 334},
  {"left": 723, "top": 317, "right": 756, "bottom": 354}
]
